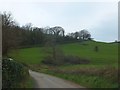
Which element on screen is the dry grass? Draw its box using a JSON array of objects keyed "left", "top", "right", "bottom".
[{"left": 50, "top": 66, "right": 118, "bottom": 82}]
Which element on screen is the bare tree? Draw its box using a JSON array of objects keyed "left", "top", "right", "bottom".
[
  {"left": 44, "top": 26, "right": 65, "bottom": 64},
  {"left": 2, "top": 12, "right": 20, "bottom": 55},
  {"left": 46, "top": 26, "right": 65, "bottom": 37},
  {"left": 21, "top": 23, "right": 33, "bottom": 31},
  {"left": 79, "top": 29, "right": 91, "bottom": 40},
  {"left": 2, "top": 12, "right": 15, "bottom": 27}
]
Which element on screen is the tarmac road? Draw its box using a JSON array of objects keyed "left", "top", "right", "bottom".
[{"left": 29, "top": 70, "right": 85, "bottom": 88}]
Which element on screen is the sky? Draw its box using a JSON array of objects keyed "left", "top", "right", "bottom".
[{"left": 0, "top": 0, "right": 119, "bottom": 42}]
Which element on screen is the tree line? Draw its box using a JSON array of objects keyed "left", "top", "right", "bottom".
[{"left": 2, "top": 12, "right": 92, "bottom": 56}]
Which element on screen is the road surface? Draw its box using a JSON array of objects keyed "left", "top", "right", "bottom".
[{"left": 29, "top": 70, "right": 85, "bottom": 88}]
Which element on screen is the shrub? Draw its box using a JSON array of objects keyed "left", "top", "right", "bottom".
[
  {"left": 2, "top": 58, "right": 29, "bottom": 88},
  {"left": 64, "top": 55, "right": 90, "bottom": 64},
  {"left": 42, "top": 56, "right": 54, "bottom": 65},
  {"left": 42, "top": 55, "right": 90, "bottom": 66},
  {"left": 94, "top": 46, "right": 99, "bottom": 52},
  {"left": 42, "top": 55, "right": 64, "bottom": 66}
]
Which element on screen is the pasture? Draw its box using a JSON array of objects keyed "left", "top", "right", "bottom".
[{"left": 9, "top": 41, "right": 118, "bottom": 66}]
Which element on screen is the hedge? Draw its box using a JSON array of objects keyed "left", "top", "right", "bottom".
[{"left": 2, "top": 58, "right": 29, "bottom": 88}]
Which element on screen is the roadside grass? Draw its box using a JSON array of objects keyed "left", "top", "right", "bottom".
[
  {"left": 35, "top": 63, "right": 118, "bottom": 88},
  {"left": 26, "top": 77, "right": 33, "bottom": 88},
  {"left": 19, "top": 76, "right": 34, "bottom": 88},
  {"left": 44, "top": 71, "right": 118, "bottom": 88}
]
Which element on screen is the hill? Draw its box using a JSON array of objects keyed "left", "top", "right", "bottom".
[
  {"left": 8, "top": 41, "right": 118, "bottom": 88},
  {"left": 9, "top": 40, "right": 118, "bottom": 66}
]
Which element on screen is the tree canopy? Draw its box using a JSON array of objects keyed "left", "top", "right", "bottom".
[{"left": 2, "top": 12, "right": 92, "bottom": 55}]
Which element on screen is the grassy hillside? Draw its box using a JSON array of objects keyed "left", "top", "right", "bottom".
[
  {"left": 61, "top": 41, "right": 118, "bottom": 65},
  {"left": 9, "top": 41, "right": 119, "bottom": 88},
  {"left": 9, "top": 41, "right": 118, "bottom": 66}
]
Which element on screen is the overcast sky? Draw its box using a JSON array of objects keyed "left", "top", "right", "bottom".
[{"left": 0, "top": 0, "right": 118, "bottom": 42}]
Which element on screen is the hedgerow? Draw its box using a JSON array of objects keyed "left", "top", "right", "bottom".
[{"left": 2, "top": 58, "right": 29, "bottom": 88}]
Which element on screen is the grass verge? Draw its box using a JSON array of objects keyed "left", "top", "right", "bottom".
[{"left": 43, "top": 70, "right": 118, "bottom": 88}]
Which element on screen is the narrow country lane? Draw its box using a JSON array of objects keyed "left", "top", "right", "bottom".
[{"left": 29, "top": 70, "right": 86, "bottom": 88}]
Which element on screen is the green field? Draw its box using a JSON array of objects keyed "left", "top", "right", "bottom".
[
  {"left": 9, "top": 47, "right": 46, "bottom": 64},
  {"left": 9, "top": 41, "right": 119, "bottom": 88},
  {"left": 9, "top": 41, "right": 118, "bottom": 65}
]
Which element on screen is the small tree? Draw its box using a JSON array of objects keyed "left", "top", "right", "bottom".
[{"left": 94, "top": 46, "right": 99, "bottom": 52}]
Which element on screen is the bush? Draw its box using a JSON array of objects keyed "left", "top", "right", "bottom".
[
  {"left": 94, "top": 46, "right": 99, "bottom": 52},
  {"left": 42, "top": 55, "right": 90, "bottom": 66},
  {"left": 64, "top": 55, "right": 90, "bottom": 64},
  {"left": 42, "top": 55, "right": 64, "bottom": 66},
  {"left": 42, "top": 56, "right": 54, "bottom": 65},
  {"left": 42, "top": 47, "right": 65, "bottom": 66},
  {"left": 2, "top": 58, "right": 29, "bottom": 88}
]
